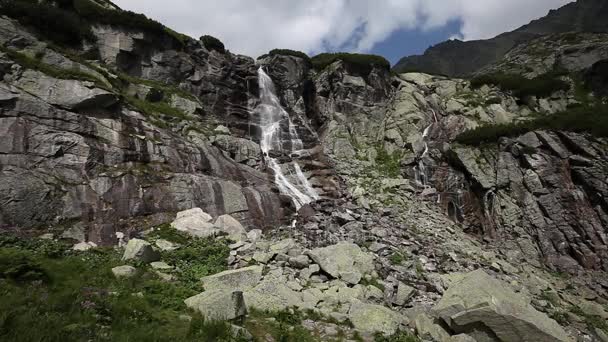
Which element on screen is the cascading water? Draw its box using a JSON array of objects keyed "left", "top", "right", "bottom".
[
  {"left": 254, "top": 67, "right": 319, "bottom": 209},
  {"left": 415, "top": 123, "right": 433, "bottom": 187}
]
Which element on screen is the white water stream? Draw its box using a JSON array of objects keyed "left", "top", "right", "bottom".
[{"left": 254, "top": 67, "right": 318, "bottom": 209}]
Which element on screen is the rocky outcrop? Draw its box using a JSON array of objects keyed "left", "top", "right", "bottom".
[
  {"left": 393, "top": 0, "right": 608, "bottom": 77},
  {"left": 434, "top": 270, "right": 572, "bottom": 342}
]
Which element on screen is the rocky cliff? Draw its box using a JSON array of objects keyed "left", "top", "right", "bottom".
[
  {"left": 393, "top": 0, "right": 608, "bottom": 77},
  {"left": 1, "top": 1, "right": 607, "bottom": 341}
]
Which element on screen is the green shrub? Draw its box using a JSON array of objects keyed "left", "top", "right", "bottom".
[
  {"left": 374, "top": 330, "right": 420, "bottom": 342},
  {"left": 200, "top": 35, "right": 225, "bottom": 53},
  {"left": 0, "top": 0, "right": 95, "bottom": 46},
  {"left": 470, "top": 72, "right": 570, "bottom": 98},
  {"left": 311, "top": 52, "right": 390, "bottom": 76},
  {"left": 0, "top": 248, "right": 49, "bottom": 282},
  {"left": 376, "top": 147, "right": 402, "bottom": 178},
  {"left": 455, "top": 103, "right": 608, "bottom": 145},
  {"left": 259, "top": 49, "right": 310, "bottom": 62}
]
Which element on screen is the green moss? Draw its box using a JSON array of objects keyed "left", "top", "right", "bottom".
[
  {"left": 200, "top": 35, "right": 225, "bottom": 53},
  {"left": 124, "top": 95, "right": 188, "bottom": 121},
  {"left": 360, "top": 277, "right": 386, "bottom": 292},
  {"left": 311, "top": 52, "right": 390, "bottom": 75},
  {"left": 470, "top": 71, "right": 570, "bottom": 99},
  {"left": 455, "top": 103, "right": 608, "bottom": 145}
]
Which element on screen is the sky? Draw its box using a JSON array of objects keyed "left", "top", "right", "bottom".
[{"left": 112, "top": 0, "right": 574, "bottom": 65}]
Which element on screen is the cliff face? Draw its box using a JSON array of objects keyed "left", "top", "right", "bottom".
[{"left": 393, "top": 0, "right": 608, "bottom": 77}]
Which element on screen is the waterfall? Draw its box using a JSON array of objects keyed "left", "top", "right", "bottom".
[
  {"left": 254, "top": 67, "right": 318, "bottom": 209},
  {"left": 415, "top": 123, "right": 433, "bottom": 187}
]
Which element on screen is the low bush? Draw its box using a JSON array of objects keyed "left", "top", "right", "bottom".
[
  {"left": 200, "top": 35, "right": 225, "bottom": 53},
  {"left": 0, "top": 0, "right": 94, "bottom": 46},
  {"left": 454, "top": 103, "right": 608, "bottom": 145},
  {"left": 259, "top": 49, "right": 310, "bottom": 62},
  {"left": 311, "top": 52, "right": 390, "bottom": 75},
  {"left": 470, "top": 71, "right": 570, "bottom": 98}
]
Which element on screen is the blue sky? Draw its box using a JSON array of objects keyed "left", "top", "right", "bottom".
[
  {"left": 113, "top": 0, "right": 572, "bottom": 66},
  {"left": 366, "top": 20, "right": 462, "bottom": 64}
]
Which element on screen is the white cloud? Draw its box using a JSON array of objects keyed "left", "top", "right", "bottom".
[{"left": 112, "top": 0, "right": 573, "bottom": 58}]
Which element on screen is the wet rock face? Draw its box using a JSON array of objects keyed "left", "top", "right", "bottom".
[{"left": 0, "top": 17, "right": 289, "bottom": 243}]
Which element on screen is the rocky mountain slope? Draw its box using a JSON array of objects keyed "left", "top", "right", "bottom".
[
  {"left": 393, "top": 0, "right": 608, "bottom": 77},
  {"left": 1, "top": 1, "right": 607, "bottom": 341}
]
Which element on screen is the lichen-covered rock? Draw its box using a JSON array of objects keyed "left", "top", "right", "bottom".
[
  {"left": 201, "top": 266, "right": 263, "bottom": 292},
  {"left": 214, "top": 214, "right": 247, "bottom": 242},
  {"left": 122, "top": 239, "right": 160, "bottom": 263},
  {"left": 348, "top": 300, "right": 407, "bottom": 335},
  {"left": 184, "top": 290, "right": 247, "bottom": 321},
  {"left": 306, "top": 242, "right": 374, "bottom": 284},
  {"left": 112, "top": 265, "right": 137, "bottom": 278},
  {"left": 170, "top": 208, "right": 219, "bottom": 238},
  {"left": 434, "top": 269, "right": 572, "bottom": 342}
]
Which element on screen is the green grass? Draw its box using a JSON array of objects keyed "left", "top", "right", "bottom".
[
  {"left": 0, "top": 234, "right": 240, "bottom": 341},
  {"left": 389, "top": 252, "right": 405, "bottom": 266},
  {"left": 570, "top": 306, "right": 608, "bottom": 333},
  {"left": 454, "top": 103, "right": 608, "bottom": 146},
  {"left": 311, "top": 52, "right": 390, "bottom": 75},
  {"left": 470, "top": 71, "right": 570, "bottom": 99},
  {"left": 147, "top": 225, "right": 230, "bottom": 289},
  {"left": 124, "top": 95, "right": 189, "bottom": 121},
  {"left": 375, "top": 147, "right": 402, "bottom": 178}
]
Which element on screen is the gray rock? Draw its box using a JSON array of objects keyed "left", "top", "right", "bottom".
[
  {"left": 434, "top": 269, "right": 572, "bottom": 342},
  {"left": 150, "top": 261, "right": 173, "bottom": 270},
  {"left": 201, "top": 266, "right": 263, "bottom": 292},
  {"left": 155, "top": 239, "right": 179, "bottom": 251},
  {"left": 122, "top": 239, "right": 160, "bottom": 263},
  {"left": 348, "top": 300, "right": 407, "bottom": 335},
  {"left": 306, "top": 242, "right": 374, "bottom": 282},
  {"left": 393, "top": 282, "right": 415, "bottom": 306},
  {"left": 214, "top": 214, "right": 247, "bottom": 242},
  {"left": 171, "top": 208, "right": 219, "bottom": 238},
  {"left": 185, "top": 290, "right": 247, "bottom": 320},
  {"left": 112, "top": 265, "right": 137, "bottom": 278},
  {"left": 288, "top": 255, "right": 311, "bottom": 269}
]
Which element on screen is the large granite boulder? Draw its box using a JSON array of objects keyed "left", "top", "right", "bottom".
[
  {"left": 170, "top": 208, "right": 219, "bottom": 238},
  {"left": 306, "top": 242, "right": 374, "bottom": 284},
  {"left": 348, "top": 300, "right": 407, "bottom": 335},
  {"left": 201, "top": 266, "right": 263, "bottom": 291},
  {"left": 122, "top": 239, "right": 160, "bottom": 263},
  {"left": 185, "top": 290, "right": 247, "bottom": 321},
  {"left": 434, "top": 269, "right": 572, "bottom": 342}
]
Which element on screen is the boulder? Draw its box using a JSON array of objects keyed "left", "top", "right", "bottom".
[
  {"left": 155, "top": 239, "right": 179, "bottom": 251},
  {"left": 72, "top": 241, "right": 97, "bottom": 251},
  {"left": 122, "top": 239, "right": 160, "bottom": 263},
  {"left": 392, "top": 282, "right": 416, "bottom": 306},
  {"left": 243, "top": 278, "right": 305, "bottom": 311},
  {"left": 171, "top": 208, "right": 219, "bottom": 238},
  {"left": 348, "top": 300, "right": 407, "bottom": 335},
  {"left": 414, "top": 313, "right": 452, "bottom": 342},
  {"left": 306, "top": 242, "right": 374, "bottom": 283},
  {"left": 434, "top": 269, "right": 572, "bottom": 342},
  {"left": 214, "top": 214, "right": 247, "bottom": 242},
  {"left": 201, "top": 266, "right": 263, "bottom": 292},
  {"left": 111, "top": 265, "right": 137, "bottom": 278},
  {"left": 185, "top": 290, "right": 247, "bottom": 321}
]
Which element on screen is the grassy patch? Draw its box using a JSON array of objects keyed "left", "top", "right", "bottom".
[
  {"left": 470, "top": 72, "right": 570, "bottom": 99},
  {"left": 570, "top": 306, "right": 608, "bottom": 333},
  {"left": 147, "top": 224, "right": 230, "bottom": 289},
  {"left": 311, "top": 52, "right": 390, "bottom": 76},
  {"left": 389, "top": 252, "right": 405, "bottom": 266},
  {"left": 375, "top": 147, "right": 402, "bottom": 178},
  {"left": 0, "top": 234, "right": 240, "bottom": 341},
  {"left": 454, "top": 103, "right": 608, "bottom": 145}
]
